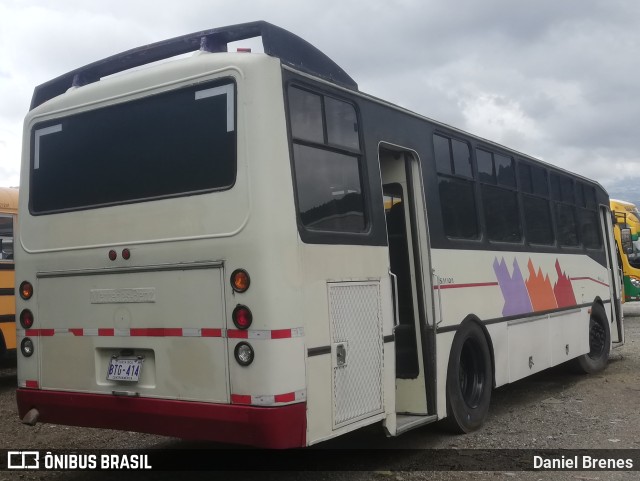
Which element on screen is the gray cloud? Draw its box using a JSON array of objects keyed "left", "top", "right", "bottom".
[{"left": 1, "top": 0, "right": 639, "bottom": 194}]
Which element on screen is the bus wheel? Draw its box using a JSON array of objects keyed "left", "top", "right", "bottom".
[
  {"left": 443, "top": 322, "right": 492, "bottom": 433},
  {"left": 572, "top": 304, "right": 610, "bottom": 374}
]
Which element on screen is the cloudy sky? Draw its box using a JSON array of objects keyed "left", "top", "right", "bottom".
[{"left": 1, "top": 0, "right": 639, "bottom": 198}]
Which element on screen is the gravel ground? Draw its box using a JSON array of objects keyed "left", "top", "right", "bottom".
[{"left": 1, "top": 305, "right": 640, "bottom": 480}]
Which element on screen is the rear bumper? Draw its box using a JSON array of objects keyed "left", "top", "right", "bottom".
[{"left": 17, "top": 389, "right": 306, "bottom": 448}]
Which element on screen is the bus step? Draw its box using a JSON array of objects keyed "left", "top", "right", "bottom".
[{"left": 396, "top": 414, "right": 438, "bottom": 435}]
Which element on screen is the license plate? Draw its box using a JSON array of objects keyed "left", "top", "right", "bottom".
[{"left": 107, "top": 357, "right": 143, "bottom": 382}]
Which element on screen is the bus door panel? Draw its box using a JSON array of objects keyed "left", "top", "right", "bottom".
[
  {"left": 600, "top": 206, "right": 624, "bottom": 344},
  {"left": 379, "top": 145, "right": 431, "bottom": 415}
]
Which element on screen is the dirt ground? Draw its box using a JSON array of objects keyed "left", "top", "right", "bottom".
[{"left": 1, "top": 305, "right": 640, "bottom": 480}]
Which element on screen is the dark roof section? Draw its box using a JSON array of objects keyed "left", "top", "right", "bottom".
[{"left": 30, "top": 21, "right": 357, "bottom": 110}]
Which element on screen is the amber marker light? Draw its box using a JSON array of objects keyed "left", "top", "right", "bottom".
[
  {"left": 20, "top": 281, "right": 33, "bottom": 300},
  {"left": 231, "top": 269, "right": 250, "bottom": 293}
]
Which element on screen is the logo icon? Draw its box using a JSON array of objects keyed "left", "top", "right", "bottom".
[{"left": 7, "top": 451, "right": 40, "bottom": 469}]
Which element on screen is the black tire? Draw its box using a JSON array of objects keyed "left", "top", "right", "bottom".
[
  {"left": 571, "top": 303, "right": 610, "bottom": 374},
  {"left": 443, "top": 322, "right": 492, "bottom": 433}
]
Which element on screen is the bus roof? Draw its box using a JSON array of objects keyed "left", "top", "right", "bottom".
[
  {"left": 30, "top": 21, "right": 357, "bottom": 110},
  {"left": 611, "top": 199, "right": 637, "bottom": 208}
]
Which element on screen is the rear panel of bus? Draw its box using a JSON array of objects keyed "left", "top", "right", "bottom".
[{"left": 16, "top": 53, "right": 308, "bottom": 447}]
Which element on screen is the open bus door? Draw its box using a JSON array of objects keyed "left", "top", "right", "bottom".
[{"left": 602, "top": 206, "right": 624, "bottom": 345}]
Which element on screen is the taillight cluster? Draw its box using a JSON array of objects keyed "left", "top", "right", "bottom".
[
  {"left": 19, "top": 281, "right": 35, "bottom": 357},
  {"left": 230, "top": 269, "right": 254, "bottom": 366}
]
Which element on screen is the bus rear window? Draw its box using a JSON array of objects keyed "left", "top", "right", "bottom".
[{"left": 30, "top": 79, "right": 236, "bottom": 214}]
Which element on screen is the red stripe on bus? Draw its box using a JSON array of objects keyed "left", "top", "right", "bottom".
[
  {"left": 130, "top": 328, "right": 183, "bottom": 337},
  {"left": 98, "top": 328, "right": 114, "bottom": 336},
  {"left": 25, "top": 329, "right": 55, "bottom": 336},
  {"left": 274, "top": 392, "right": 296, "bottom": 403},
  {"left": 570, "top": 277, "right": 610, "bottom": 287},
  {"left": 230, "top": 394, "right": 252, "bottom": 404},
  {"left": 271, "top": 329, "right": 292, "bottom": 339},
  {"left": 435, "top": 282, "right": 499, "bottom": 290},
  {"left": 227, "top": 330, "right": 249, "bottom": 339},
  {"left": 25, "top": 380, "right": 39, "bottom": 389},
  {"left": 69, "top": 329, "right": 84, "bottom": 336},
  {"left": 201, "top": 328, "right": 223, "bottom": 337}
]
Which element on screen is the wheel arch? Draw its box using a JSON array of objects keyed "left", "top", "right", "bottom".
[
  {"left": 592, "top": 296, "right": 611, "bottom": 335},
  {"left": 592, "top": 296, "right": 608, "bottom": 319},
  {"left": 458, "top": 314, "right": 496, "bottom": 389}
]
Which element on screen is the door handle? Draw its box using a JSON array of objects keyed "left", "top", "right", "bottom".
[
  {"left": 390, "top": 271, "right": 399, "bottom": 329},
  {"left": 336, "top": 343, "right": 347, "bottom": 367}
]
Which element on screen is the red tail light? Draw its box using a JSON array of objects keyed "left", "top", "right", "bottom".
[
  {"left": 20, "top": 309, "right": 34, "bottom": 329},
  {"left": 232, "top": 305, "right": 253, "bottom": 329}
]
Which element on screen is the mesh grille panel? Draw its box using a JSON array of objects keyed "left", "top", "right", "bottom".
[{"left": 329, "top": 282, "right": 384, "bottom": 427}]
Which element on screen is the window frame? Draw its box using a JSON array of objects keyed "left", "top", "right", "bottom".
[
  {"left": 434, "top": 133, "right": 480, "bottom": 241},
  {"left": 518, "top": 162, "right": 555, "bottom": 246},
  {"left": 576, "top": 181, "right": 602, "bottom": 250},
  {"left": 286, "top": 82, "right": 372, "bottom": 244},
  {"left": 29, "top": 77, "right": 238, "bottom": 216},
  {"left": 550, "top": 173, "right": 582, "bottom": 248},
  {"left": 476, "top": 148, "right": 522, "bottom": 244}
]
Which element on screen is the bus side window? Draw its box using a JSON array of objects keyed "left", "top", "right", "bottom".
[
  {"left": 288, "top": 86, "right": 366, "bottom": 235},
  {"left": 435, "top": 134, "right": 479, "bottom": 240}
]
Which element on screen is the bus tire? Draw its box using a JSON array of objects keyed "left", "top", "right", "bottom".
[
  {"left": 571, "top": 303, "right": 610, "bottom": 374},
  {"left": 443, "top": 322, "right": 492, "bottom": 434}
]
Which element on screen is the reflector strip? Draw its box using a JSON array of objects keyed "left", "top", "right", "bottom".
[
  {"left": 227, "top": 328, "right": 304, "bottom": 339},
  {"left": 202, "top": 328, "right": 224, "bottom": 337},
  {"left": 231, "top": 390, "right": 306, "bottom": 406},
  {"left": 25, "top": 329, "right": 54, "bottom": 336},
  {"left": 24, "top": 380, "right": 39, "bottom": 389},
  {"left": 130, "top": 328, "right": 184, "bottom": 337},
  {"left": 230, "top": 394, "right": 252, "bottom": 404},
  {"left": 18, "top": 327, "right": 300, "bottom": 339}
]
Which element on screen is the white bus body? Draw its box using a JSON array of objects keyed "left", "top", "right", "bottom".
[{"left": 16, "top": 22, "right": 623, "bottom": 448}]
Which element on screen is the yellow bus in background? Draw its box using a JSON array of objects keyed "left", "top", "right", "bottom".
[
  {"left": 610, "top": 199, "right": 640, "bottom": 302},
  {"left": 0, "top": 187, "right": 18, "bottom": 359}
]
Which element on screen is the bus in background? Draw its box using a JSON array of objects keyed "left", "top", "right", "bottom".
[
  {"left": 16, "top": 22, "right": 623, "bottom": 447},
  {"left": 0, "top": 187, "right": 18, "bottom": 359},
  {"left": 610, "top": 199, "right": 640, "bottom": 301}
]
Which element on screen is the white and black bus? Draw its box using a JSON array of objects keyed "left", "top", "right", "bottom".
[{"left": 16, "top": 21, "right": 623, "bottom": 448}]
